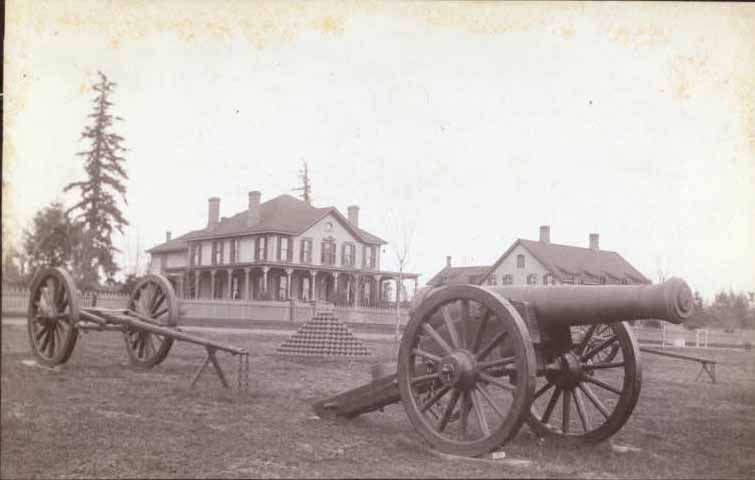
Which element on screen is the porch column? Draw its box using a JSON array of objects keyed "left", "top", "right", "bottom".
[
  {"left": 210, "top": 270, "right": 216, "bottom": 299},
  {"left": 285, "top": 268, "right": 293, "bottom": 300},
  {"left": 244, "top": 268, "right": 251, "bottom": 300},
  {"left": 373, "top": 275, "right": 381, "bottom": 306},
  {"left": 332, "top": 272, "right": 340, "bottom": 303},
  {"left": 262, "top": 267, "right": 270, "bottom": 295},
  {"left": 227, "top": 269, "right": 233, "bottom": 299},
  {"left": 309, "top": 269, "right": 317, "bottom": 300},
  {"left": 353, "top": 274, "right": 360, "bottom": 306},
  {"left": 194, "top": 271, "right": 200, "bottom": 299},
  {"left": 177, "top": 275, "right": 184, "bottom": 298}
]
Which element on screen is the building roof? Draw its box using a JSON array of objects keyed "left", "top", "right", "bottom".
[
  {"left": 426, "top": 265, "right": 491, "bottom": 287},
  {"left": 482, "top": 239, "right": 651, "bottom": 284},
  {"left": 147, "top": 194, "right": 386, "bottom": 254}
]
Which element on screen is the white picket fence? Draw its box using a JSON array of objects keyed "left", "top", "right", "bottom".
[{"left": 1, "top": 285, "right": 129, "bottom": 315}]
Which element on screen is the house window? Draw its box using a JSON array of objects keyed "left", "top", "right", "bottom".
[
  {"left": 502, "top": 274, "right": 513, "bottom": 285},
  {"left": 600, "top": 276, "right": 607, "bottom": 285},
  {"left": 278, "top": 275, "right": 288, "bottom": 300},
  {"left": 212, "top": 240, "right": 224, "bottom": 265},
  {"left": 487, "top": 276, "right": 497, "bottom": 285},
  {"left": 543, "top": 274, "right": 552, "bottom": 285},
  {"left": 325, "top": 221, "right": 333, "bottom": 232},
  {"left": 517, "top": 254, "right": 525, "bottom": 268},
  {"left": 321, "top": 240, "right": 336, "bottom": 265},
  {"left": 300, "top": 238, "right": 312, "bottom": 264},
  {"left": 279, "top": 237, "right": 290, "bottom": 262},
  {"left": 527, "top": 274, "right": 538, "bottom": 285},
  {"left": 364, "top": 246, "right": 375, "bottom": 269},
  {"left": 621, "top": 278, "right": 629, "bottom": 285},
  {"left": 255, "top": 236, "right": 266, "bottom": 261},
  {"left": 342, "top": 243, "right": 355, "bottom": 267},
  {"left": 230, "top": 238, "right": 240, "bottom": 263},
  {"left": 190, "top": 244, "right": 201, "bottom": 266},
  {"left": 231, "top": 276, "right": 240, "bottom": 299}
]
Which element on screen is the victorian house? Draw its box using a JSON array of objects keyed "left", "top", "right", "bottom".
[
  {"left": 428, "top": 226, "right": 650, "bottom": 287},
  {"left": 147, "top": 191, "right": 419, "bottom": 306}
]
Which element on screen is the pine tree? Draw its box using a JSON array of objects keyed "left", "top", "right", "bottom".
[
  {"left": 293, "top": 162, "right": 313, "bottom": 205},
  {"left": 64, "top": 71, "right": 129, "bottom": 287}
]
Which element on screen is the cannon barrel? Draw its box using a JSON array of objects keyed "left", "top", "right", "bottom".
[{"left": 486, "top": 277, "right": 693, "bottom": 327}]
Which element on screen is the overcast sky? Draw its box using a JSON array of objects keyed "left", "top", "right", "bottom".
[{"left": 4, "top": 1, "right": 754, "bottom": 301}]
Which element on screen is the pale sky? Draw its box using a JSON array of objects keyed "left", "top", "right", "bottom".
[{"left": 3, "top": 1, "right": 754, "bottom": 302}]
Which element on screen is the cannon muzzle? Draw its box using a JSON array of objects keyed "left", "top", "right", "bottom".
[{"left": 489, "top": 277, "right": 693, "bottom": 327}]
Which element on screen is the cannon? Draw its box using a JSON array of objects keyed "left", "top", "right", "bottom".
[
  {"left": 314, "top": 278, "right": 694, "bottom": 457},
  {"left": 26, "top": 267, "right": 249, "bottom": 390}
]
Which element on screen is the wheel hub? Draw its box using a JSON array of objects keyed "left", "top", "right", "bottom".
[
  {"left": 438, "top": 351, "right": 477, "bottom": 390},
  {"left": 545, "top": 352, "right": 584, "bottom": 389}
]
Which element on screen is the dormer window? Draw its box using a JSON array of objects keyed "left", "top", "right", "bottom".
[{"left": 517, "top": 254, "right": 525, "bottom": 268}]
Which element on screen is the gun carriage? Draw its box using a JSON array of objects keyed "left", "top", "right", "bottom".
[
  {"left": 26, "top": 267, "right": 249, "bottom": 389},
  {"left": 315, "top": 278, "right": 694, "bottom": 457}
]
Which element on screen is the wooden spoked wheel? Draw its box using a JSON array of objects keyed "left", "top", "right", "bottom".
[
  {"left": 27, "top": 268, "right": 80, "bottom": 367},
  {"left": 573, "top": 324, "right": 620, "bottom": 364},
  {"left": 124, "top": 274, "right": 177, "bottom": 368},
  {"left": 398, "top": 285, "right": 536, "bottom": 457},
  {"left": 526, "top": 322, "right": 641, "bottom": 444}
]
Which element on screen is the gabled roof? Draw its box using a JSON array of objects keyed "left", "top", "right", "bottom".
[
  {"left": 482, "top": 239, "right": 651, "bottom": 284},
  {"left": 426, "top": 265, "right": 490, "bottom": 287},
  {"left": 147, "top": 194, "right": 386, "bottom": 253}
]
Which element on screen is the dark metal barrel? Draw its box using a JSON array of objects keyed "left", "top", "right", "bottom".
[{"left": 488, "top": 277, "right": 693, "bottom": 327}]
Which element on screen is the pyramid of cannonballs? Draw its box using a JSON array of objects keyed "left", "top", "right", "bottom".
[{"left": 276, "top": 311, "right": 371, "bottom": 357}]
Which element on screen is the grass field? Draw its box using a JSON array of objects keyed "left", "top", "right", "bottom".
[{"left": 2, "top": 322, "right": 754, "bottom": 479}]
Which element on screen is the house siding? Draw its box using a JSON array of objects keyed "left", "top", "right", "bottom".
[{"left": 487, "top": 244, "right": 554, "bottom": 286}]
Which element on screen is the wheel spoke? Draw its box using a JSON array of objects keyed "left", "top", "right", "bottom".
[
  {"left": 40, "top": 327, "right": 52, "bottom": 355},
  {"left": 437, "top": 389, "right": 461, "bottom": 432},
  {"left": 478, "top": 371, "right": 515, "bottom": 392},
  {"left": 476, "top": 383, "right": 506, "bottom": 419},
  {"left": 476, "top": 331, "right": 508, "bottom": 361},
  {"left": 441, "top": 305, "right": 461, "bottom": 349},
  {"left": 35, "top": 325, "right": 48, "bottom": 341},
  {"left": 582, "top": 361, "right": 626, "bottom": 371},
  {"left": 562, "top": 388, "right": 571, "bottom": 434},
  {"left": 422, "top": 323, "right": 454, "bottom": 356},
  {"left": 471, "top": 309, "right": 490, "bottom": 354},
  {"left": 573, "top": 388, "right": 591, "bottom": 432},
  {"left": 577, "top": 383, "right": 609, "bottom": 418},
  {"left": 410, "top": 372, "right": 442, "bottom": 386},
  {"left": 477, "top": 356, "right": 516, "bottom": 370},
  {"left": 150, "top": 291, "right": 166, "bottom": 315},
  {"left": 137, "top": 333, "right": 146, "bottom": 358},
  {"left": 541, "top": 386, "right": 562, "bottom": 424},
  {"left": 534, "top": 381, "right": 555, "bottom": 400},
  {"left": 581, "top": 335, "right": 619, "bottom": 362},
  {"left": 48, "top": 324, "right": 57, "bottom": 356},
  {"left": 412, "top": 348, "right": 442, "bottom": 364},
  {"left": 153, "top": 308, "right": 169, "bottom": 319},
  {"left": 581, "top": 373, "right": 622, "bottom": 395},
  {"left": 460, "top": 391, "right": 470, "bottom": 439},
  {"left": 577, "top": 325, "right": 597, "bottom": 355},
  {"left": 420, "top": 384, "right": 452, "bottom": 413},
  {"left": 470, "top": 389, "right": 490, "bottom": 436},
  {"left": 459, "top": 300, "right": 470, "bottom": 349}
]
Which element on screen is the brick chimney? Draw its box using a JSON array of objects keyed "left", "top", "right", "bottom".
[
  {"left": 589, "top": 233, "right": 600, "bottom": 252},
  {"left": 207, "top": 197, "right": 220, "bottom": 230},
  {"left": 166, "top": 231, "right": 172, "bottom": 242},
  {"left": 446, "top": 256, "right": 452, "bottom": 268},
  {"left": 247, "top": 191, "right": 261, "bottom": 227},
  {"left": 539, "top": 225, "right": 550, "bottom": 244},
  {"left": 347, "top": 205, "right": 360, "bottom": 228}
]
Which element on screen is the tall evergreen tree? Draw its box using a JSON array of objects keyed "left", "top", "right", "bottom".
[{"left": 64, "top": 71, "right": 129, "bottom": 287}]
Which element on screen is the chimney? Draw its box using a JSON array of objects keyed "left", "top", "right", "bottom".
[
  {"left": 347, "top": 205, "right": 360, "bottom": 228},
  {"left": 247, "top": 191, "right": 261, "bottom": 227},
  {"left": 207, "top": 197, "right": 220, "bottom": 229},
  {"left": 166, "top": 231, "right": 172, "bottom": 242},
  {"left": 539, "top": 225, "right": 550, "bottom": 244},
  {"left": 589, "top": 233, "right": 600, "bottom": 252},
  {"left": 446, "top": 256, "right": 452, "bottom": 268}
]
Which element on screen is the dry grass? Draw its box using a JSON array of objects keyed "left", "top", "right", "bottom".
[{"left": 2, "top": 322, "right": 754, "bottom": 479}]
